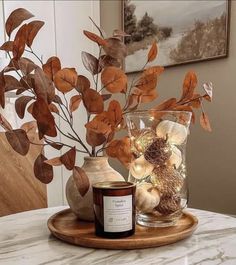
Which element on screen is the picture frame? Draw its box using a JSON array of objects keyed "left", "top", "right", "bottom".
[{"left": 123, "top": 0, "right": 231, "bottom": 73}]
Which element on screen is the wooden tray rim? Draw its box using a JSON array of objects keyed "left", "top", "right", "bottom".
[{"left": 47, "top": 208, "right": 198, "bottom": 250}]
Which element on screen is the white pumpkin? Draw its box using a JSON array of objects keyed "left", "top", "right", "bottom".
[
  {"left": 156, "top": 120, "right": 187, "bottom": 145},
  {"left": 129, "top": 155, "right": 154, "bottom": 179},
  {"left": 168, "top": 145, "right": 182, "bottom": 169},
  {"left": 136, "top": 183, "right": 160, "bottom": 213}
]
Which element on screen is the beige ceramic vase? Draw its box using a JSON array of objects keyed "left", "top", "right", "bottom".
[{"left": 66, "top": 156, "right": 124, "bottom": 221}]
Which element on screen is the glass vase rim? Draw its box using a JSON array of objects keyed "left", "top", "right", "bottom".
[{"left": 125, "top": 109, "right": 192, "bottom": 118}]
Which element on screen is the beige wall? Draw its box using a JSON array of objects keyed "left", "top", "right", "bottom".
[{"left": 101, "top": 0, "right": 236, "bottom": 215}]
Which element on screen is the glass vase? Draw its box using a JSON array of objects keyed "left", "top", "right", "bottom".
[{"left": 125, "top": 110, "right": 192, "bottom": 227}]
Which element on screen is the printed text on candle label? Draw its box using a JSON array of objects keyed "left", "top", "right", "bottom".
[{"left": 103, "top": 195, "right": 132, "bottom": 232}]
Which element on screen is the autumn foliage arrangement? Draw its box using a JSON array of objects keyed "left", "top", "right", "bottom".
[{"left": 0, "top": 8, "right": 212, "bottom": 186}]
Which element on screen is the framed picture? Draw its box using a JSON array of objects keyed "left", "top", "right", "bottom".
[{"left": 123, "top": 0, "right": 230, "bottom": 73}]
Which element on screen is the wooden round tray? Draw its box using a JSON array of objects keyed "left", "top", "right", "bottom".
[{"left": 48, "top": 208, "right": 198, "bottom": 250}]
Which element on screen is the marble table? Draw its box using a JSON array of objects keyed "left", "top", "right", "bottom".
[{"left": 0, "top": 207, "right": 236, "bottom": 265}]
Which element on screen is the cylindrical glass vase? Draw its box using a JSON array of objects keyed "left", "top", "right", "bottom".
[{"left": 125, "top": 110, "right": 192, "bottom": 227}]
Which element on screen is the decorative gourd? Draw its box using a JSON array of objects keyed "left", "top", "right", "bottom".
[
  {"left": 129, "top": 155, "right": 154, "bottom": 179},
  {"left": 136, "top": 183, "right": 160, "bottom": 213},
  {"left": 168, "top": 145, "right": 182, "bottom": 169},
  {"left": 156, "top": 120, "right": 188, "bottom": 145}
]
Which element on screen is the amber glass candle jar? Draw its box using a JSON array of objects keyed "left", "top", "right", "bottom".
[{"left": 93, "top": 181, "right": 136, "bottom": 238}]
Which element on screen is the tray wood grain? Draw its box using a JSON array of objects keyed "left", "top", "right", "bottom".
[{"left": 48, "top": 208, "right": 198, "bottom": 250}]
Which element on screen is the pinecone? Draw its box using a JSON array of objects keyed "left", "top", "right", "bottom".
[
  {"left": 150, "top": 166, "right": 184, "bottom": 196},
  {"left": 156, "top": 194, "right": 181, "bottom": 215},
  {"left": 144, "top": 138, "right": 171, "bottom": 166}
]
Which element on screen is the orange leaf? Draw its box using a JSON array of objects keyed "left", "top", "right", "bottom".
[
  {"left": 85, "top": 112, "right": 111, "bottom": 135},
  {"left": 136, "top": 72, "right": 157, "bottom": 92},
  {"left": 101, "top": 66, "right": 127, "bottom": 93},
  {"left": 180, "top": 71, "right": 197, "bottom": 102},
  {"left": 44, "top": 157, "right": 62, "bottom": 166},
  {"left": 54, "top": 68, "right": 78, "bottom": 93},
  {"left": 83, "top": 30, "right": 107, "bottom": 46},
  {"left": 132, "top": 88, "right": 158, "bottom": 103},
  {"left": 86, "top": 129, "right": 106, "bottom": 147},
  {"left": 42, "top": 56, "right": 61, "bottom": 81},
  {"left": 69, "top": 95, "right": 81, "bottom": 112},
  {"left": 76, "top": 75, "right": 90, "bottom": 93},
  {"left": 26, "top": 20, "right": 44, "bottom": 47},
  {"left": 107, "top": 100, "right": 122, "bottom": 127},
  {"left": 144, "top": 66, "right": 164, "bottom": 76},
  {"left": 147, "top": 40, "right": 158, "bottom": 62},
  {"left": 83, "top": 88, "right": 104, "bottom": 114},
  {"left": 73, "top": 166, "right": 90, "bottom": 197},
  {"left": 60, "top": 147, "right": 76, "bottom": 170},
  {"left": 154, "top": 98, "right": 177, "bottom": 111},
  {"left": 188, "top": 94, "right": 201, "bottom": 109},
  {"left": 6, "top": 8, "right": 34, "bottom": 37},
  {"left": 200, "top": 112, "right": 212, "bottom": 132}
]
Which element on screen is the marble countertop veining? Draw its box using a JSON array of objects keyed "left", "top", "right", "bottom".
[{"left": 0, "top": 207, "right": 236, "bottom": 265}]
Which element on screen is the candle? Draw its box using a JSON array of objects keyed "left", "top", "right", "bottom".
[{"left": 93, "top": 181, "right": 136, "bottom": 238}]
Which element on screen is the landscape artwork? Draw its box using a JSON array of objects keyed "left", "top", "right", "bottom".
[{"left": 124, "top": 0, "right": 230, "bottom": 73}]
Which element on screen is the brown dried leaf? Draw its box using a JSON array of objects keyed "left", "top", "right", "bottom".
[
  {"left": 54, "top": 68, "right": 77, "bottom": 93},
  {"left": 45, "top": 139, "right": 63, "bottom": 150},
  {"left": 60, "top": 146, "right": 76, "bottom": 170},
  {"left": 15, "top": 96, "right": 33, "bottom": 119},
  {"left": 20, "top": 120, "right": 38, "bottom": 142},
  {"left": 103, "top": 37, "right": 127, "bottom": 59},
  {"left": 83, "top": 88, "right": 104, "bottom": 114},
  {"left": 154, "top": 98, "right": 177, "bottom": 111},
  {"left": 6, "top": 8, "right": 34, "bottom": 37},
  {"left": 85, "top": 112, "right": 111, "bottom": 135},
  {"left": 132, "top": 88, "right": 158, "bottom": 103},
  {"left": 136, "top": 73, "right": 157, "bottom": 92},
  {"left": 86, "top": 129, "right": 106, "bottom": 147},
  {"left": 0, "top": 41, "right": 13, "bottom": 52},
  {"left": 34, "top": 154, "right": 53, "bottom": 184},
  {"left": 81, "top": 51, "right": 100, "bottom": 75},
  {"left": 34, "top": 67, "right": 55, "bottom": 103},
  {"left": 52, "top": 94, "right": 63, "bottom": 105},
  {"left": 73, "top": 166, "right": 90, "bottom": 197},
  {"left": 99, "top": 55, "right": 121, "bottom": 69},
  {"left": 69, "top": 95, "right": 81, "bottom": 112},
  {"left": 18, "top": 57, "right": 37, "bottom": 75},
  {"left": 106, "top": 137, "right": 132, "bottom": 168},
  {"left": 101, "top": 66, "right": 127, "bottom": 93},
  {"left": 180, "top": 71, "right": 197, "bottom": 102},
  {"left": 13, "top": 24, "right": 28, "bottom": 59},
  {"left": 48, "top": 103, "right": 59, "bottom": 114},
  {"left": 0, "top": 114, "right": 13, "bottom": 131},
  {"left": 32, "top": 98, "right": 57, "bottom": 139},
  {"left": 44, "top": 157, "right": 62, "bottom": 166},
  {"left": 147, "top": 40, "right": 158, "bottom": 62},
  {"left": 4, "top": 75, "right": 22, "bottom": 92},
  {"left": 200, "top": 112, "right": 212, "bottom": 132},
  {"left": 144, "top": 66, "right": 164, "bottom": 76},
  {"left": 42, "top": 56, "right": 61, "bottom": 81},
  {"left": 188, "top": 94, "right": 201, "bottom": 109},
  {"left": 0, "top": 72, "right": 5, "bottom": 108},
  {"left": 76, "top": 75, "right": 90, "bottom": 93},
  {"left": 83, "top": 30, "right": 107, "bottom": 46},
  {"left": 101, "top": 93, "right": 112, "bottom": 101},
  {"left": 26, "top": 20, "right": 44, "bottom": 47},
  {"left": 107, "top": 100, "right": 122, "bottom": 127},
  {"left": 5, "top": 129, "right": 30, "bottom": 156}
]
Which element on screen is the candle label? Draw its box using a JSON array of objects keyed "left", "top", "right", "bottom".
[{"left": 103, "top": 195, "right": 132, "bottom": 232}]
